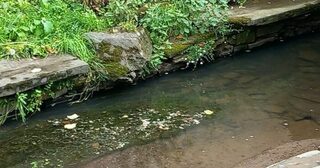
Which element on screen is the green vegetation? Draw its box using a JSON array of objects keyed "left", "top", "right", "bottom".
[
  {"left": 0, "top": 80, "right": 75, "bottom": 124},
  {"left": 80, "top": 0, "right": 231, "bottom": 67},
  {"left": 0, "top": 0, "right": 231, "bottom": 124},
  {"left": 237, "top": 0, "right": 247, "bottom": 6},
  {"left": 0, "top": 0, "right": 107, "bottom": 61}
]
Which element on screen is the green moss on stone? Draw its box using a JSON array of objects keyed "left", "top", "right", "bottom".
[
  {"left": 164, "top": 34, "right": 216, "bottom": 58},
  {"left": 98, "top": 42, "right": 123, "bottom": 62},
  {"left": 228, "top": 17, "right": 251, "bottom": 25},
  {"left": 164, "top": 43, "right": 192, "bottom": 58},
  {"left": 97, "top": 42, "right": 132, "bottom": 80},
  {"left": 105, "top": 63, "right": 130, "bottom": 80}
]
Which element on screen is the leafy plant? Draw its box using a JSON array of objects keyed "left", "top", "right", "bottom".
[
  {"left": 102, "top": 0, "right": 229, "bottom": 67},
  {"left": 0, "top": 0, "right": 109, "bottom": 75},
  {"left": 0, "top": 80, "right": 75, "bottom": 124},
  {"left": 185, "top": 40, "right": 215, "bottom": 63}
]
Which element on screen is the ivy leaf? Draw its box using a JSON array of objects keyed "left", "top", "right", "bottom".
[
  {"left": 41, "top": 0, "right": 49, "bottom": 6},
  {"left": 41, "top": 20, "right": 53, "bottom": 34},
  {"left": 34, "top": 20, "right": 41, "bottom": 25}
]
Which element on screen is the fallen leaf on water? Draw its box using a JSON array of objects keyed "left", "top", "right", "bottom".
[
  {"left": 140, "top": 119, "right": 150, "bottom": 130},
  {"left": 193, "top": 119, "right": 200, "bottom": 125},
  {"left": 204, "top": 110, "right": 214, "bottom": 115},
  {"left": 158, "top": 124, "right": 170, "bottom": 130},
  {"left": 64, "top": 123, "right": 77, "bottom": 129},
  {"left": 122, "top": 115, "right": 129, "bottom": 118},
  {"left": 67, "top": 114, "right": 79, "bottom": 120}
]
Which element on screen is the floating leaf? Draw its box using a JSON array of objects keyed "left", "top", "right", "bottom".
[
  {"left": 67, "top": 114, "right": 79, "bottom": 120},
  {"left": 64, "top": 123, "right": 77, "bottom": 129},
  {"left": 204, "top": 110, "right": 215, "bottom": 115}
]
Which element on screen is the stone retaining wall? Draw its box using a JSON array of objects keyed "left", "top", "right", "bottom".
[
  {"left": 157, "top": 9, "right": 320, "bottom": 75},
  {"left": 219, "top": 10, "right": 320, "bottom": 57}
]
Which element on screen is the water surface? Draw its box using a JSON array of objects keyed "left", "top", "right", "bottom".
[{"left": 1, "top": 33, "right": 320, "bottom": 168}]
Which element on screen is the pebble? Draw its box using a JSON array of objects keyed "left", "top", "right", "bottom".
[
  {"left": 31, "top": 68, "right": 42, "bottom": 73},
  {"left": 250, "top": 136, "right": 254, "bottom": 138},
  {"left": 283, "top": 122, "right": 289, "bottom": 126},
  {"left": 245, "top": 49, "right": 251, "bottom": 53}
]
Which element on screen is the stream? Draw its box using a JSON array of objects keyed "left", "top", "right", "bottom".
[{"left": 0, "top": 33, "right": 320, "bottom": 168}]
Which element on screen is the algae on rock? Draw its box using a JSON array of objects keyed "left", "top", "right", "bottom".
[{"left": 85, "top": 28, "right": 152, "bottom": 82}]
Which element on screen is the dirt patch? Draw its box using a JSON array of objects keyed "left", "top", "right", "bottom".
[{"left": 233, "top": 139, "right": 320, "bottom": 168}]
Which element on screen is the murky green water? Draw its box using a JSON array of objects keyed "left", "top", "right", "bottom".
[{"left": 1, "top": 33, "right": 320, "bottom": 168}]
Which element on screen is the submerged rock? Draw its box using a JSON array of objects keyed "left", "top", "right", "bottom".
[{"left": 85, "top": 28, "right": 152, "bottom": 82}]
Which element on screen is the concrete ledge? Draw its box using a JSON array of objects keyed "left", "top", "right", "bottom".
[
  {"left": 0, "top": 55, "right": 89, "bottom": 98},
  {"left": 267, "top": 150, "right": 320, "bottom": 168},
  {"left": 229, "top": 0, "right": 320, "bottom": 26}
]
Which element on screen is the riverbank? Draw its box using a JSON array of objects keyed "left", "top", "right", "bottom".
[{"left": 1, "top": 0, "right": 320, "bottom": 124}]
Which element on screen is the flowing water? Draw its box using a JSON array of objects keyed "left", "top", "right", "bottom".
[{"left": 0, "top": 33, "right": 320, "bottom": 168}]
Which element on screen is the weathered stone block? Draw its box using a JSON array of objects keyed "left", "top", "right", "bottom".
[
  {"left": 85, "top": 28, "right": 152, "bottom": 81},
  {"left": 248, "top": 37, "right": 277, "bottom": 49},
  {"left": 229, "top": 0, "right": 320, "bottom": 26},
  {"left": 230, "top": 29, "right": 256, "bottom": 45},
  {"left": 256, "top": 23, "right": 284, "bottom": 37},
  {"left": 0, "top": 55, "right": 89, "bottom": 98}
]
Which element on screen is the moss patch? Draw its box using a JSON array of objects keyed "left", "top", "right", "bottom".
[
  {"left": 97, "top": 42, "right": 131, "bottom": 80},
  {"left": 105, "top": 63, "right": 130, "bottom": 81},
  {"left": 228, "top": 16, "right": 252, "bottom": 25},
  {"left": 164, "top": 34, "right": 216, "bottom": 58},
  {"left": 164, "top": 43, "right": 192, "bottom": 58}
]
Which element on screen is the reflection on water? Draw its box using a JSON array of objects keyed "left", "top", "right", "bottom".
[{"left": 1, "top": 33, "right": 320, "bottom": 168}]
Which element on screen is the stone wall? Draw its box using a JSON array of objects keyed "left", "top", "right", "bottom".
[
  {"left": 217, "top": 10, "right": 320, "bottom": 57},
  {"left": 157, "top": 9, "right": 320, "bottom": 74}
]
